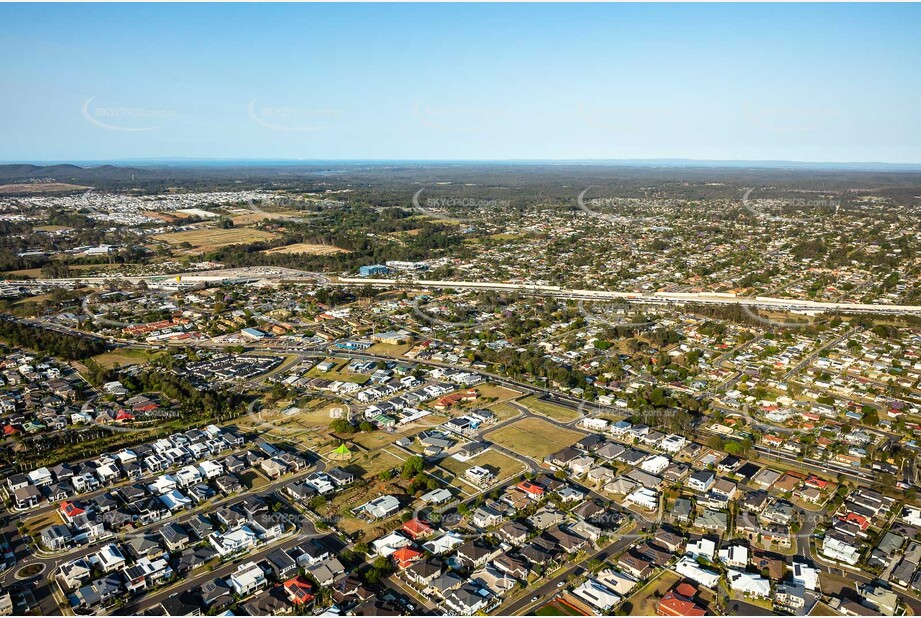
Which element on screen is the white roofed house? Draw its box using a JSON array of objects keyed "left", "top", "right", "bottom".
[
  {"left": 371, "top": 531, "right": 412, "bottom": 557},
  {"left": 792, "top": 561, "right": 820, "bottom": 591},
  {"left": 92, "top": 543, "right": 127, "bottom": 573},
  {"left": 466, "top": 465, "right": 495, "bottom": 487},
  {"left": 626, "top": 486, "right": 658, "bottom": 511},
  {"left": 28, "top": 467, "right": 53, "bottom": 487},
  {"left": 674, "top": 556, "right": 720, "bottom": 589},
  {"left": 304, "top": 472, "right": 335, "bottom": 495},
  {"left": 686, "top": 537, "right": 717, "bottom": 561},
  {"left": 147, "top": 475, "right": 177, "bottom": 495},
  {"left": 230, "top": 561, "right": 266, "bottom": 597},
  {"left": 640, "top": 455, "right": 670, "bottom": 475},
  {"left": 197, "top": 460, "right": 224, "bottom": 480},
  {"left": 423, "top": 531, "right": 464, "bottom": 555},
  {"left": 421, "top": 487, "right": 453, "bottom": 505},
  {"left": 356, "top": 495, "right": 400, "bottom": 520},
  {"left": 571, "top": 579, "right": 621, "bottom": 612},
  {"left": 174, "top": 465, "right": 202, "bottom": 488},
  {"left": 727, "top": 569, "right": 771, "bottom": 598},
  {"left": 580, "top": 417, "right": 609, "bottom": 432},
  {"left": 159, "top": 489, "right": 193, "bottom": 512},
  {"left": 821, "top": 536, "right": 861, "bottom": 565},
  {"left": 660, "top": 434, "right": 688, "bottom": 453},
  {"left": 717, "top": 545, "right": 749, "bottom": 569},
  {"left": 209, "top": 525, "right": 257, "bottom": 557}
]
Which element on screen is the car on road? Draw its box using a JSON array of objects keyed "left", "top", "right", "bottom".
[
  {"left": 531, "top": 596, "right": 539, "bottom": 603},
  {"left": 557, "top": 581, "right": 565, "bottom": 588}
]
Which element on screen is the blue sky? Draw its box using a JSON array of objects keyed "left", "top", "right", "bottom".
[{"left": 1, "top": 3, "right": 919, "bottom": 163}]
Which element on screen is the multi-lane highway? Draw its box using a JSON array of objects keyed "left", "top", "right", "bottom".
[
  {"left": 7, "top": 269, "right": 921, "bottom": 318},
  {"left": 337, "top": 277, "right": 921, "bottom": 317}
]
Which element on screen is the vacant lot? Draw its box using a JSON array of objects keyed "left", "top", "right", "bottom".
[
  {"left": 477, "top": 383, "right": 522, "bottom": 402},
  {"left": 536, "top": 600, "right": 586, "bottom": 616},
  {"left": 158, "top": 227, "right": 277, "bottom": 251},
  {"left": 627, "top": 569, "right": 680, "bottom": 616},
  {"left": 261, "top": 242, "right": 349, "bottom": 255},
  {"left": 809, "top": 601, "right": 841, "bottom": 616},
  {"left": 239, "top": 470, "right": 269, "bottom": 490},
  {"left": 485, "top": 418, "right": 585, "bottom": 460},
  {"left": 305, "top": 360, "right": 370, "bottom": 384},
  {"left": 367, "top": 342, "right": 414, "bottom": 357},
  {"left": 3, "top": 263, "right": 137, "bottom": 279},
  {"left": 488, "top": 401, "right": 524, "bottom": 422},
  {"left": 324, "top": 451, "right": 407, "bottom": 535},
  {"left": 90, "top": 348, "right": 163, "bottom": 368},
  {"left": 350, "top": 425, "right": 426, "bottom": 451},
  {"left": 438, "top": 448, "right": 526, "bottom": 484},
  {"left": 519, "top": 395, "right": 582, "bottom": 422},
  {"left": 23, "top": 511, "right": 63, "bottom": 536},
  {"left": 230, "top": 211, "right": 305, "bottom": 225},
  {"left": 0, "top": 182, "right": 88, "bottom": 194},
  {"left": 237, "top": 398, "right": 349, "bottom": 437}
]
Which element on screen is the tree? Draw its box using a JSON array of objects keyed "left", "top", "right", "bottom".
[
  {"left": 401, "top": 455, "right": 424, "bottom": 479},
  {"left": 329, "top": 419, "right": 356, "bottom": 434}
]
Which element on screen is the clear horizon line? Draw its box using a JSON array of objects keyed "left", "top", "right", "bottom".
[{"left": 4, "top": 157, "right": 921, "bottom": 169}]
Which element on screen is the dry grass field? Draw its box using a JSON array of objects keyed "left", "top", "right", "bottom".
[
  {"left": 477, "top": 383, "right": 522, "bottom": 402},
  {"left": 261, "top": 243, "right": 350, "bottom": 255},
  {"left": 0, "top": 182, "right": 88, "bottom": 194},
  {"left": 230, "top": 211, "right": 309, "bottom": 225},
  {"left": 518, "top": 395, "right": 582, "bottom": 422},
  {"left": 3, "top": 263, "right": 137, "bottom": 279},
  {"left": 158, "top": 227, "right": 277, "bottom": 251},
  {"left": 627, "top": 570, "right": 680, "bottom": 616},
  {"left": 485, "top": 418, "right": 585, "bottom": 460},
  {"left": 89, "top": 348, "right": 163, "bottom": 368},
  {"left": 438, "top": 448, "right": 526, "bottom": 484}
]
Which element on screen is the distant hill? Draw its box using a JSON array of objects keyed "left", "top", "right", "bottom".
[
  {"left": 0, "top": 163, "right": 149, "bottom": 183},
  {"left": 2, "top": 161, "right": 921, "bottom": 198}
]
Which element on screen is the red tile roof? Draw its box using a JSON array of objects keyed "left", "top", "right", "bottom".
[
  {"left": 392, "top": 546, "right": 424, "bottom": 569},
  {"left": 402, "top": 518, "right": 433, "bottom": 539},
  {"left": 284, "top": 575, "right": 315, "bottom": 604}
]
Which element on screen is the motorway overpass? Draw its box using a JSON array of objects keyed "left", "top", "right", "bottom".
[
  {"left": 6, "top": 268, "right": 921, "bottom": 317},
  {"left": 337, "top": 277, "right": 921, "bottom": 317}
]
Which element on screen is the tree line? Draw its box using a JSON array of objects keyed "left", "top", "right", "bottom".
[{"left": 0, "top": 319, "right": 108, "bottom": 360}]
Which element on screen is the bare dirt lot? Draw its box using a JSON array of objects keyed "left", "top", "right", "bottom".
[{"left": 261, "top": 243, "right": 350, "bottom": 255}]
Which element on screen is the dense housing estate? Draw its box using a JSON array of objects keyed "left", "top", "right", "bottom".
[{"left": 0, "top": 165, "right": 919, "bottom": 616}]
